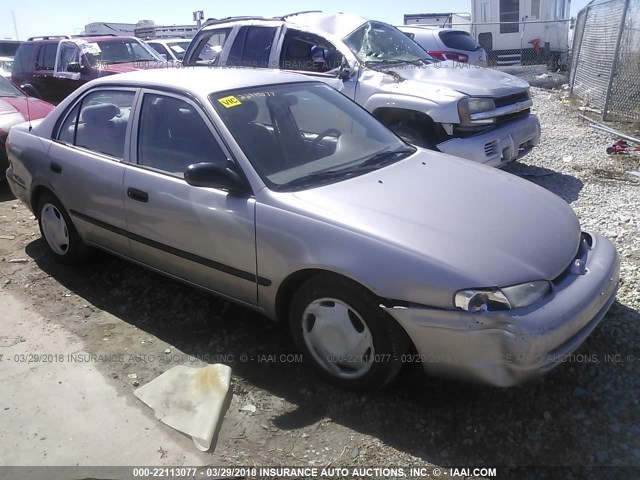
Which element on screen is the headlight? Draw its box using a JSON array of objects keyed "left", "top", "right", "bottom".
[
  {"left": 455, "top": 281, "right": 551, "bottom": 312},
  {"left": 457, "top": 97, "right": 496, "bottom": 125}
]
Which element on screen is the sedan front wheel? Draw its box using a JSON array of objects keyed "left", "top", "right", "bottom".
[{"left": 290, "top": 273, "right": 409, "bottom": 391}]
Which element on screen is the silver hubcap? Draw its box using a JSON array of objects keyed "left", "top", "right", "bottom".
[
  {"left": 301, "top": 297, "right": 374, "bottom": 379},
  {"left": 41, "top": 203, "right": 69, "bottom": 256}
]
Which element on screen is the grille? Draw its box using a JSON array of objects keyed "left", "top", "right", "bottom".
[
  {"left": 484, "top": 141, "right": 498, "bottom": 157},
  {"left": 494, "top": 91, "right": 530, "bottom": 108}
]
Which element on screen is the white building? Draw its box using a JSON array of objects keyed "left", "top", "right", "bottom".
[
  {"left": 84, "top": 22, "right": 136, "bottom": 36},
  {"left": 83, "top": 20, "right": 199, "bottom": 39}
]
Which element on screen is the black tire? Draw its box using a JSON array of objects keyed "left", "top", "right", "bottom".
[
  {"left": 390, "top": 121, "right": 436, "bottom": 149},
  {"left": 37, "top": 192, "right": 90, "bottom": 264},
  {"left": 289, "top": 273, "right": 409, "bottom": 391}
]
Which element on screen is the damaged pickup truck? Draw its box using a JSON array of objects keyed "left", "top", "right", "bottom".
[{"left": 183, "top": 12, "right": 540, "bottom": 166}]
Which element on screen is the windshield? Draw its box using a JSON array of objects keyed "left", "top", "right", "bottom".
[
  {"left": 0, "top": 76, "right": 21, "bottom": 97},
  {"left": 168, "top": 41, "right": 191, "bottom": 61},
  {"left": 344, "top": 21, "right": 432, "bottom": 65},
  {"left": 82, "top": 39, "right": 164, "bottom": 66},
  {"left": 211, "top": 82, "right": 414, "bottom": 192}
]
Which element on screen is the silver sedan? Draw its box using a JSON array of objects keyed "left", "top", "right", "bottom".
[{"left": 5, "top": 68, "right": 619, "bottom": 390}]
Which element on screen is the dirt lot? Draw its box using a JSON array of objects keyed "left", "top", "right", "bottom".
[{"left": 0, "top": 88, "right": 639, "bottom": 479}]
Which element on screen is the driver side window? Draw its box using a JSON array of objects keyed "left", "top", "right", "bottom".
[
  {"left": 137, "top": 93, "right": 227, "bottom": 177},
  {"left": 279, "top": 30, "right": 344, "bottom": 73},
  {"left": 56, "top": 43, "right": 80, "bottom": 73}
]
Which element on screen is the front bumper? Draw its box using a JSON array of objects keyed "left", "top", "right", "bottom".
[
  {"left": 437, "top": 114, "right": 541, "bottom": 167},
  {"left": 383, "top": 233, "right": 620, "bottom": 387}
]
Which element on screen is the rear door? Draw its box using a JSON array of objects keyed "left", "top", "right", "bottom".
[
  {"left": 48, "top": 88, "right": 137, "bottom": 255},
  {"left": 227, "top": 24, "right": 281, "bottom": 68},
  {"left": 33, "top": 43, "right": 58, "bottom": 102},
  {"left": 123, "top": 90, "right": 259, "bottom": 304}
]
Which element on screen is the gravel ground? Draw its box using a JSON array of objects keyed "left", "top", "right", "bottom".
[{"left": 0, "top": 87, "right": 639, "bottom": 479}]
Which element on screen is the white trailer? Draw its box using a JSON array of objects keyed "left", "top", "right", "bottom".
[
  {"left": 84, "top": 22, "right": 136, "bottom": 36},
  {"left": 471, "top": 0, "right": 570, "bottom": 66},
  {"left": 404, "top": 13, "right": 472, "bottom": 32}
]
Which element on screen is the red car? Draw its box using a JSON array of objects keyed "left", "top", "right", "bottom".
[
  {"left": 0, "top": 76, "right": 54, "bottom": 180},
  {"left": 11, "top": 35, "right": 167, "bottom": 104}
]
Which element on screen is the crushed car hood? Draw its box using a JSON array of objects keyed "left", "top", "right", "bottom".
[
  {"left": 288, "top": 151, "right": 580, "bottom": 287},
  {"left": 371, "top": 61, "right": 530, "bottom": 97}
]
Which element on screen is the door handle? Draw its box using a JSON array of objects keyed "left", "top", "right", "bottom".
[
  {"left": 50, "top": 162, "right": 62, "bottom": 174},
  {"left": 127, "top": 187, "right": 149, "bottom": 203}
]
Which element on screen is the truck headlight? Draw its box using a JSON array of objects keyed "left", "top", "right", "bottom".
[
  {"left": 455, "top": 281, "right": 551, "bottom": 312},
  {"left": 457, "top": 97, "right": 496, "bottom": 125}
]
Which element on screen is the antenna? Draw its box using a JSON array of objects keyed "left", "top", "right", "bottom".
[{"left": 23, "top": 88, "right": 32, "bottom": 132}]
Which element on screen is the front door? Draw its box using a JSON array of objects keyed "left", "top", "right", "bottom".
[
  {"left": 53, "top": 41, "right": 83, "bottom": 101},
  {"left": 123, "top": 90, "right": 258, "bottom": 304}
]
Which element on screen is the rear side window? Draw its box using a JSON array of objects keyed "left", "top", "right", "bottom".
[
  {"left": 438, "top": 31, "right": 480, "bottom": 51},
  {"left": 187, "top": 28, "right": 232, "bottom": 65},
  {"left": 228, "top": 26, "right": 276, "bottom": 68},
  {"left": 149, "top": 43, "right": 169, "bottom": 57},
  {"left": 36, "top": 44, "right": 57, "bottom": 71},
  {"left": 57, "top": 90, "right": 135, "bottom": 159},
  {"left": 12, "top": 44, "right": 35, "bottom": 73}
]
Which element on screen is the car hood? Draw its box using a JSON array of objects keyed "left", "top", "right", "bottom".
[
  {"left": 370, "top": 61, "right": 530, "bottom": 97},
  {"left": 286, "top": 151, "right": 580, "bottom": 287},
  {"left": 1, "top": 96, "right": 54, "bottom": 120}
]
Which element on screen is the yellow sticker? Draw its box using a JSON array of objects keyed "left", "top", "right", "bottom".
[{"left": 218, "top": 95, "right": 242, "bottom": 108}]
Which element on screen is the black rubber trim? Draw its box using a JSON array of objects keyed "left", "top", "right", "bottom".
[{"left": 70, "top": 209, "right": 271, "bottom": 286}]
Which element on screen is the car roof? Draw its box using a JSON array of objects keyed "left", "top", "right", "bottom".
[
  {"left": 204, "top": 12, "right": 369, "bottom": 39},
  {"left": 87, "top": 67, "right": 316, "bottom": 96}
]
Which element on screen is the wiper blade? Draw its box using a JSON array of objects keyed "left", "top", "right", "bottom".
[
  {"left": 374, "top": 58, "right": 431, "bottom": 68},
  {"left": 350, "top": 147, "right": 415, "bottom": 172},
  {"left": 280, "top": 169, "right": 354, "bottom": 190},
  {"left": 279, "top": 147, "right": 415, "bottom": 190}
]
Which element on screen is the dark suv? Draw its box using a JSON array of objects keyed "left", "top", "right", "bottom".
[{"left": 11, "top": 35, "right": 166, "bottom": 104}]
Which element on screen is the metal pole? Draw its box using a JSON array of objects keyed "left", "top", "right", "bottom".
[
  {"left": 570, "top": 7, "right": 589, "bottom": 96},
  {"left": 603, "top": 0, "right": 630, "bottom": 121},
  {"left": 12, "top": 11, "right": 19, "bottom": 40}
]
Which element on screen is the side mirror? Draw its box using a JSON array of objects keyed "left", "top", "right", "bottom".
[
  {"left": 184, "top": 162, "right": 248, "bottom": 195},
  {"left": 67, "top": 62, "right": 84, "bottom": 73},
  {"left": 159, "top": 53, "right": 168, "bottom": 61},
  {"left": 337, "top": 59, "right": 355, "bottom": 80}
]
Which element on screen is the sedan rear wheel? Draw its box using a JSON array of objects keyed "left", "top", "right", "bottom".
[
  {"left": 290, "top": 273, "right": 409, "bottom": 391},
  {"left": 37, "top": 192, "right": 90, "bottom": 264}
]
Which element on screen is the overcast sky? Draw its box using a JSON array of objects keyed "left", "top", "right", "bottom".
[{"left": 1, "top": 0, "right": 593, "bottom": 41}]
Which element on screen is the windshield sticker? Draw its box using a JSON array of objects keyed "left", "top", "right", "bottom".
[
  {"left": 236, "top": 92, "right": 276, "bottom": 101},
  {"left": 170, "top": 45, "right": 186, "bottom": 53},
  {"left": 218, "top": 95, "right": 242, "bottom": 108}
]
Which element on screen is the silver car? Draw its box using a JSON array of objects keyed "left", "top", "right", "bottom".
[
  {"left": 397, "top": 25, "right": 488, "bottom": 67},
  {"left": 5, "top": 68, "right": 619, "bottom": 390}
]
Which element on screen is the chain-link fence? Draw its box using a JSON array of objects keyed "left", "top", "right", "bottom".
[{"left": 570, "top": 0, "right": 640, "bottom": 122}]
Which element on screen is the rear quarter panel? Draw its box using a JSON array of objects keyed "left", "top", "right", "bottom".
[{"left": 6, "top": 124, "right": 54, "bottom": 211}]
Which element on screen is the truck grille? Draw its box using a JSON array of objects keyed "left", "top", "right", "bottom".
[{"left": 494, "top": 91, "right": 530, "bottom": 108}]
